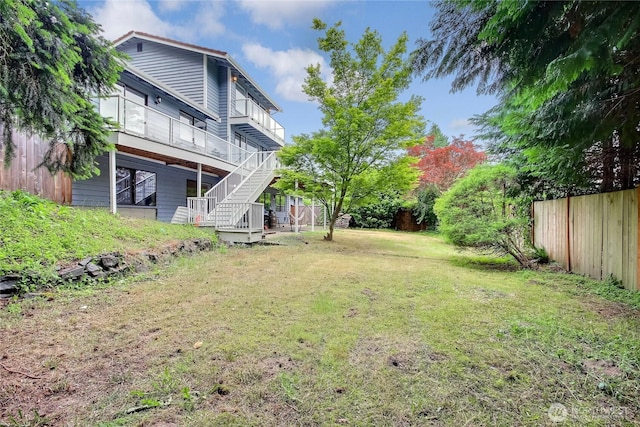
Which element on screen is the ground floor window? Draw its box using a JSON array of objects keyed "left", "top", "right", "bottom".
[
  {"left": 116, "top": 167, "right": 157, "bottom": 206},
  {"left": 186, "top": 179, "right": 211, "bottom": 197}
]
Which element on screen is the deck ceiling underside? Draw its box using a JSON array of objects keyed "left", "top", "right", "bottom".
[{"left": 117, "top": 145, "right": 229, "bottom": 178}]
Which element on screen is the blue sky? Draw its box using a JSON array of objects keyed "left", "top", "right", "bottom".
[{"left": 79, "top": 0, "right": 497, "bottom": 144}]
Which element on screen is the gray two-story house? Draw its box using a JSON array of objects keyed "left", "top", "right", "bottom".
[{"left": 72, "top": 31, "right": 285, "bottom": 242}]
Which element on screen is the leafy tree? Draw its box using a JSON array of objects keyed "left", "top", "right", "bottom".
[
  {"left": 408, "top": 135, "right": 486, "bottom": 192},
  {"left": 412, "top": 1, "right": 640, "bottom": 195},
  {"left": 434, "top": 164, "right": 534, "bottom": 267},
  {"left": 407, "top": 129, "right": 484, "bottom": 228},
  {"left": 276, "top": 19, "right": 425, "bottom": 241},
  {"left": 0, "top": 0, "right": 124, "bottom": 178}
]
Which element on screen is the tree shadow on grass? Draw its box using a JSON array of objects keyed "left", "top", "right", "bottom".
[{"left": 448, "top": 255, "right": 521, "bottom": 272}]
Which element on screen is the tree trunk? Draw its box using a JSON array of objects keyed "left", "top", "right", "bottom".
[
  {"left": 324, "top": 189, "right": 346, "bottom": 241},
  {"left": 324, "top": 207, "right": 340, "bottom": 241},
  {"left": 325, "top": 221, "right": 335, "bottom": 241}
]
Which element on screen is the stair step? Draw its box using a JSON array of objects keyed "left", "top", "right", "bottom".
[{"left": 170, "top": 206, "right": 189, "bottom": 224}]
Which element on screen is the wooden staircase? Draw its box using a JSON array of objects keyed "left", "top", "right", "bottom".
[{"left": 171, "top": 152, "right": 278, "bottom": 243}]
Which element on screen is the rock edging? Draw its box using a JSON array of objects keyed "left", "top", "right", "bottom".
[{"left": 0, "top": 238, "right": 214, "bottom": 299}]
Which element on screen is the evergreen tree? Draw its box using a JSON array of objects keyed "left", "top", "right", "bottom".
[
  {"left": 413, "top": 1, "right": 640, "bottom": 195},
  {"left": 0, "top": 0, "right": 124, "bottom": 178}
]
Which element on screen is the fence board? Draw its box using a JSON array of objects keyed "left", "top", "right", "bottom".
[
  {"left": 0, "top": 127, "right": 72, "bottom": 204},
  {"left": 624, "top": 189, "right": 638, "bottom": 290},
  {"left": 603, "top": 192, "right": 623, "bottom": 282},
  {"left": 534, "top": 188, "right": 639, "bottom": 291},
  {"left": 534, "top": 198, "right": 569, "bottom": 269},
  {"left": 570, "top": 196, "right": 583, "bottom": 275},
  {"left": 586, "top": 194, "right": 603, "bottom": 280}
]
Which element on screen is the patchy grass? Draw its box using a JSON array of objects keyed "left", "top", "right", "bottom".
[{"left": 1, "top": 229, "right": 639, "bottom": 426}]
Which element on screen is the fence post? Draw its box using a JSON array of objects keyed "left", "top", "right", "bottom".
[
  {"left": 637, "top": 187, "right": 640, "bottom": 290},
  {"left": 567, "top": 196, "right": 571, "bottom": 272}
]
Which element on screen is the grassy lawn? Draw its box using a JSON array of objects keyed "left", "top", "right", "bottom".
[{"left": 1, "top": 229, "right": 639, "bottom": 426}]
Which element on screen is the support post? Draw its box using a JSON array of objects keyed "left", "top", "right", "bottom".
[
  {"left": 109, "top": 149, "right": 117, "bottom": 215},
  {"left": 311, "top": 198, "right": 315, "bottom": 232},
  {"left": 637, "top": 187, "right": 640, "bottom": 290},
  {"left": 567, "top": 196, "right": 571, "bottom": 272},
  {"left": 197, "top": 163, "right": 202, "bottom": 197},
  {"left": 294, "top": 180, "right": 299, "bottom": 233},
  {"left": 323, "top": 204, "right": 327, "bottom": 230}
]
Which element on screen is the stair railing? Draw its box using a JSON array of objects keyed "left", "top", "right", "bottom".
[
  {"left": 203, "top": 151, "right": 259, "bottom": 206},
  {"left": 227, "top": 151, "right": 278, "bottom": 203},
  {"left": 187, "top": 151, "right": 278, "bottom": 227}
]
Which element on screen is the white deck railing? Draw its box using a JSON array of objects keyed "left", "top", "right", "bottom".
[
  {"left": 232, "top": 98, "right": 285, "bottom": 143},
  {"left": 186, "top": 196, "right": 217, "bottom": 225},
  {"left": 214, "top": 202, "right": 264, "bottom": 231},
  {"left": 98, "top": 95, "right": 250, "bottom": 165},
  {"left": 186, "top": 198, "right": 263, "bottom": 231}
]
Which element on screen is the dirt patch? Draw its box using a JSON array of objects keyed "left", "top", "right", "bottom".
[
  {"left": 255, "top": 353, "right": 297, "bottom": 380},
  {"left": 345, "top": 307, "right": 359, "bottom": 318},
  {"left": 582, "top": 359, "right": 623, "bottom": 378},
  {"left": 0, "top": 318, "right": 151, "bottom": 423},
  {"left": 466, "top": 287, "right": 511, "bottom": 302},
  {"left": 350, "top": 336, "right": 438, "bottom": 374},
  {"left": 581, "top": 297, "right": 639, "bottom": 320}
]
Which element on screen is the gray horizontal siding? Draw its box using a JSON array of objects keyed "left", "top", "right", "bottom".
[
  {"left": 206, "top": 58, "right": 219, "bottom": 111},
  {"left": 72, "top": 154, "right": 220, "bottom": 222},
  {"left": 206, "top": 58, "right": 221, "bottom": 136},
  {"left": 120, "top": 40, "right": 204, "bottom": 105},
  {"left": 72, "top": 155, "right": 110, "bottom": 207},
  {"left": 218, "top": 65, "right": 229, "bottom": 141}
]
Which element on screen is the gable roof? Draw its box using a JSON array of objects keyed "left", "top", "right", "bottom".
[{"left": 113, "top": 31, "right": 282, "bottom": 112}]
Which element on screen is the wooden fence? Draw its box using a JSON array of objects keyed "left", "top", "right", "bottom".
[
  {"left": 532, "top": 188, "right": 639, "bottom": 290},
  {"left": 0, "top": 128, "right": 72, "bottom": 204}
]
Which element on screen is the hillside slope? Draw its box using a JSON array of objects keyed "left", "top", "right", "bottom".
[{"left": 0, "top": 190, "right": 216, "bottom": 280}]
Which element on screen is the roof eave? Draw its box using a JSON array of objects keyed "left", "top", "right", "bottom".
[{"left": 112, "top": 31, "right": 283, "bottom": 113}]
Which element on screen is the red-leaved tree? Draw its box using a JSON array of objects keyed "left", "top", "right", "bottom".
[{"left": 409, "top": 136, "right": 486, "bottom": 192}]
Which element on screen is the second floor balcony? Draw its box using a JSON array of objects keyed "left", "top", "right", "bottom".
[
  {"left": 230, "top": 98, "right": 285, "bottom": 148},
  {"left": 98, "top": 95, "right": 252, "bottom": 167}
]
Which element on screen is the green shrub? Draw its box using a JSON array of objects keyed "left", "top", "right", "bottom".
[
  {"left": 349, "top": 192, "right": 402, "bottom": 228},
  {"left": 434, "top": 164, "right": 535, "bottom": 267},
  {"left": 411, "top": 186, "right": 439, "bottom": 229}
]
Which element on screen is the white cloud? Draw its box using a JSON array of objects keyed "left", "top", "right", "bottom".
[
  {"left": 238, "top": 0, "right": 336, "bottom": 30},
  {"left": 242, "top": 43, "right": 330, "bottom": 102},
  {"left": 89, "top": 0, "right": 225, "bottom": 42},
  {"left": 447, "top": 118, "right": 477, "bottom": 138},
  {"left": 191, "top": 3, "right": 226, "bottom": 37},
  {"left": 157, "top": 0, "right": 184, "bottom": 12},
  {"left": 91, "top": 0, "right": 173, "bottom": 40},
  {"left": 449, "top": 118, "right": 471, "bottom": 130}
]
